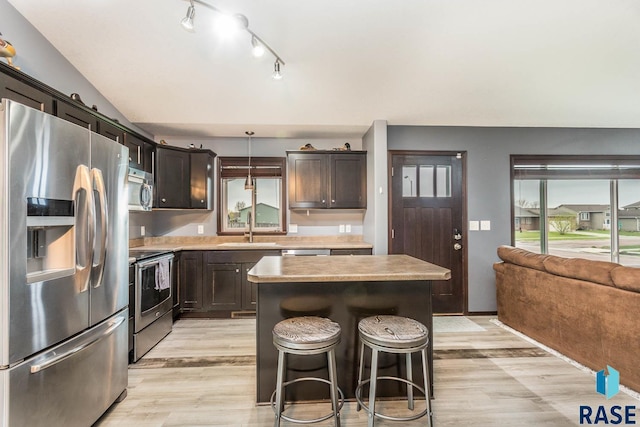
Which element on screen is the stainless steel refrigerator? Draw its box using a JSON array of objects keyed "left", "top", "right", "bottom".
[{"left": 0, "top": 99, "right": 129, "bottom": 426}]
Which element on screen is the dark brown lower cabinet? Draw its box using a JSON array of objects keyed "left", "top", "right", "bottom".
[
  {"left": 203, "top": 257, "right": 242, "bottom": 311},
  {"left": 179, "top": 250, "right": 280, "bottom": 316},
  {"left": 179, "top": 251, "right": 204, "bottom": 312}
]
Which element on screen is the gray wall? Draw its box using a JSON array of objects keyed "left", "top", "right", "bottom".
[
  {"left": 388, "top": 125, "right": 640, "bottom": 312},
  {"left": 0, "top": 0, "right": 148, "bottom": 136},
  {"left": 362, "top": 120, "right": 389, "bottom": 255}
]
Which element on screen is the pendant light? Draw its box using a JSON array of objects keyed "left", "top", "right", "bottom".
[{"left": 244, "top": 131, "right": 254, "bottom": 190}]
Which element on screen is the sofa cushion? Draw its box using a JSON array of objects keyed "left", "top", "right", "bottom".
[
  {"left": 497, "top": 246, "right": 548, "bottom": 271},
  {"left": 611, "top": 266, "right": 640, "bottom": 293},
  {"left": 542, "top": 256, "right": 619, "bottom": 287}
]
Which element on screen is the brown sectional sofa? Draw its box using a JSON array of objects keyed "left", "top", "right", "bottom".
[{"left": 494, "top": 245, "right": 640, "bottom": 392}]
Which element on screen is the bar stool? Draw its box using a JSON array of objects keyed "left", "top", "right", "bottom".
[
  {"left": 271, "top": 316, "right": 344, "bottom": 427},
  {"left": 355, "top": 315, "right": 432, "bottom": 427}
]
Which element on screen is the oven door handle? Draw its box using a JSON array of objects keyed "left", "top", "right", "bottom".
[{"left": 136, "top": 254, "right": 174, "bottom": 269}]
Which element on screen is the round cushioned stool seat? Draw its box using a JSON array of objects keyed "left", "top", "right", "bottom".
[
  {"left": 358, "top": 315, "right": 428, "bottom": 349},
  {"left": 273, "top": 316, "right": 341, "bottom": 352}
]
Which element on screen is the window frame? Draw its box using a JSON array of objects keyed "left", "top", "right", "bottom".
[
  {"left": 511, "top": 154, "right": 640, "bottom": 263},
  {"left": 217, "top": 156, "right": 287, "bottom": 235}
]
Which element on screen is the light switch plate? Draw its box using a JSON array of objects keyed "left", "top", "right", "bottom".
[
  {"left": 469, "top": 220, "right": 479, "bottom": 231},
  {"left": 140, "top": 225, "right": 145, "bottom": 236},
  {"left": 339, "top": 224, "right": 345, "bottom": 233},
  {"left": 345, "top": 224, "right": 351, "bottom": 233},
  {"left": 197, "top": 225, "right": 204, "bottom": 235},
  {"left": 480, "top": 220, "right": 491, "bottom": 231}
]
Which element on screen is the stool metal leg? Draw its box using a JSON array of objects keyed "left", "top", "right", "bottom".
[
  {"left": 274, "top": 349, "right": 286, "bottom": 427},
  {"left": 406, "top": 352, "right": 414, "bottom": 410},
  {"left": 421, "top": 347, "right": 433, "bottom": 427},
  {"left": 367, "top": 348, "right": 379, "bottom": 427},
  {"left": 356, "top": 341, "right": 366, "bottom": 411},
  {"left": 327, "top": 348, "right": 341, "bottom": 427}
]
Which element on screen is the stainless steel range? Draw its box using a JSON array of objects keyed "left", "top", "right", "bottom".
[{"left": 129, "top": 249, "right": 174, "bottom": 362}]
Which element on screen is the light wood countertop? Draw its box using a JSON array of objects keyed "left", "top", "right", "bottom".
[{"left": 247, "top": 254, "right": 451, "bottom": 283}]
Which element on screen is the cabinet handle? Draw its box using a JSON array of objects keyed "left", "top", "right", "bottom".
[
  {"left": 200, "top": 199, "right": 204, "bottom": 203},
  {"left": 151, "top": 151, "right": 155, "bottom": 176},
  {"left": 184, "top": 300, "right": 197, "bottom": 304},
  {"left": 137, "top": 146, "right": 141, "bottom": 164},
  {"left": 322, "top": 199, "right": 326, "bottom": 203},
  {"left": 235, "top": 269, "right": 240, "bottom": 273},
  {"left": 162, "top": 198, "right": 167, "bottom": 203},
  {"left": 332, "top": 199, "right": 335, "bottom": 203}
]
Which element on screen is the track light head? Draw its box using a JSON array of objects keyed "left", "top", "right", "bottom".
[
  {"left": 181, "top": 1, "right": 196, "bottom": 32},
  {"left": 251, "top": 36, "right": 266, "bottom": 58},
  {"left": 272, "top": 60, "right": 283, "bottom": 80}
]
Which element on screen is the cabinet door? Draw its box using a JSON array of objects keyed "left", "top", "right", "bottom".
[
  {"left": 55, "top": 100, "right": 99, "bottom": 131},
  {"left": 329, "top": 153, "right": 367, "bottom": 209},
  {"left": 179, "top": 252, "right": 203, "bottom": 311},
  {"left": 124, "top": 133, "right": 154, "bottom": 172},
  {"left": 190, "top": 151, "right": 213, "bottom": 209},
  {"left": 0, "top": 73, "right": 55, "bottom": 114},
  {"left": 156, "top": 146, "right": 190, "bottom": 208},
  {"left": 241, "top": 262, "right": 258, "bottom": 310},
  {"left": 288, "top": 153, "right": 328, "bottom": 209},
  {"left": 203, "top": 258, "right": 242, "bottom": 311},
  {"left": 98, "top": 119, "right": 124, "bottom": 144}
]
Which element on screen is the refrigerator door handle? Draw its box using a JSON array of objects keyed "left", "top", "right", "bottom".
[
  {"left": 29, "top": 314, "right": 125, "bottom": 374},
  {"left": 73, "top": 164, "right": 94, "bottom": 293},
  {"left": 91, "top": 167, "right": 108, "bottom": 288}
]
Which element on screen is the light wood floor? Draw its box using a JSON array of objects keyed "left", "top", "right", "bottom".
[{"left": 94, "top": 316, "right": 639, "bottom": 426}]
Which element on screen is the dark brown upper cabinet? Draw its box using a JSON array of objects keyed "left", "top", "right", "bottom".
[
  {"left": 287, "top": 151, "right": 367, "bottom": 210},
  {"left": 155, "top": 145, "right": 216, "bottom": 210},
  {"left": 55, "top": 100, "right": 100, "bottom": 131},
  {"left": 0, "top": 68, "right": 55, "bottom": 114},
  {"left": 124, "top": 132, "right": 154, "bottom": 173},
  {"left": 97, "top": 118, "right": 124, "bottom": 143}
]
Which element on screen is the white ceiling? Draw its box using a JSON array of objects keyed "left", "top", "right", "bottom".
[{"left": 8, "top": 0, "right": 640, "bottom": 138}]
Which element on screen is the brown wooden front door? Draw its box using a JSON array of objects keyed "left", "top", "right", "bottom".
[{"left": 389, "top": 151, "right": 466, "bottom": 314}]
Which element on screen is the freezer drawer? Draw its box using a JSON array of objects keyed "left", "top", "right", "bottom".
[{"left": 0, "top": 309, "right": 128, "bottom": 427}]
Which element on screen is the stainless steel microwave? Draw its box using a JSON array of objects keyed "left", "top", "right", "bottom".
[{"left": 128, "top": 167, "right": 153, "bottom": 211}]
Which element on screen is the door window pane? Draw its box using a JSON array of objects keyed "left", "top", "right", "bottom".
[
  {"left": 402, "top": 166, "right": 417, "bottom": 197},
  {"left": 436, "top": 165, "right": 451, "bottom": 197},
  {"left": 419, "top": 166, "right": 434, "bottom": 197}
]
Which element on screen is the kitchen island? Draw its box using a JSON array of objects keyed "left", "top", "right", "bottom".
[{"left": 248, "top": 254, "right": 450, "bottom": 403}]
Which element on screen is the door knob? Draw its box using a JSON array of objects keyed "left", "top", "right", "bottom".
[{"left": 453, "top": 243, "right": 462, "bottom": 251}]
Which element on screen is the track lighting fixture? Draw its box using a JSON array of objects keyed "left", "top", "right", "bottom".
[
  {"left": 179, "top": 0, "right": 285, "bottom": 79},
  {"left": 272, "top": 60, "right": 283, "bottom": 80},
  {"left": 180, "top": 0, "right": 196, "bottom": 32}
]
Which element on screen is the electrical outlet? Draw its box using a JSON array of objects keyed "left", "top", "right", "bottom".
[
  {"left": 289, "top": 224, "right": 298, "bottom": 233},
  {"left": 140, "top": 226, "right": 145, "bottom": 237},
  {"left": 480, "top": 220, "right": 491, "bottom": 231},
  {"left": 345, "top": 224, "right": 351, "bottom": 233},
  {"left": 339, "top": 224, "right": 345, "bottom": 233},
  {"left": 197, "top": 225, "right": 204, "bottom": 235}
]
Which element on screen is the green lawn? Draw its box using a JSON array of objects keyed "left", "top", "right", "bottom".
[{"left": 515, "top": 231, "right": 609, "bottom": 241}]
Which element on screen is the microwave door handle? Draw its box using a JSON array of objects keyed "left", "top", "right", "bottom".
[
  {"left": 91, "top": 168, "right": 108, "bottom": 288},
  {"left": 73, "top": 165, "right": 94, "bottom": 293}
]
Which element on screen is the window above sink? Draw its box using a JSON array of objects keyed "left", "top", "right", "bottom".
[{"left": 217, "top": 157, "right": 287, "bottom": 235}]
